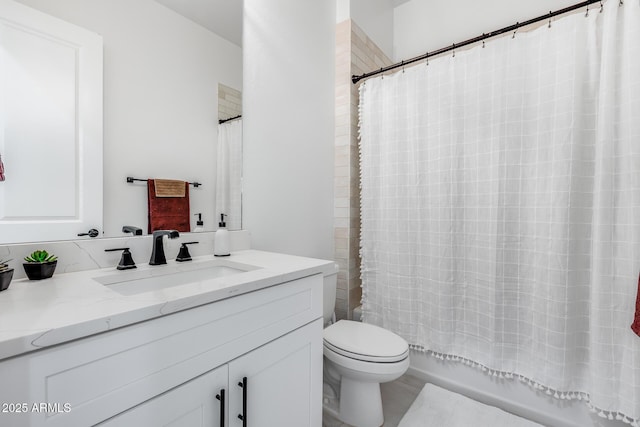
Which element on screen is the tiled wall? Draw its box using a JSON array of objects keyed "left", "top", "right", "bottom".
[
  {"left": 218, "top": 83, "right": 242, "bottom": 121},
  {"left": 334, "top": 20, "right": 392, "bottom": 320}
]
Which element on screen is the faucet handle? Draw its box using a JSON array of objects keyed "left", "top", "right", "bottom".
[
  {"left": 105, "top": 247, "right": 137, "bottom": 270},
  {"left": 176, "top": 241, "right": 199, "bottom": 262}
]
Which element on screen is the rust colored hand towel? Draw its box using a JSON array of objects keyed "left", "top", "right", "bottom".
[
  {"left": 632, "top": 273, "right": 640, "bottom": 337},
  {"left": 147, "top": 180, "right": 190, "bottom": 233}
]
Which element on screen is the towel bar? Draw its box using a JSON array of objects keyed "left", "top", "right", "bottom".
[{"left": 126, "top": 177, "right": 202, "bottom": 188}]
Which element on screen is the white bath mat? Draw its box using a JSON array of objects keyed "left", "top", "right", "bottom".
[{"left": 398, "top": 384, "right": 542, "bottom": 427}]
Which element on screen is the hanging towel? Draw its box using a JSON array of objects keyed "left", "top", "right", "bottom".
[
  {"left": 147, "top": 179, "right": 190, "bottom": 233},
  {"left": 0, "top": 153, "right": 5, "bottom": 181},
  {"left": 154, "top": 179, "right": 186, "bottom": 197},
  {"left": 632, "top": 273, "right": 640, "bottom": 337}
]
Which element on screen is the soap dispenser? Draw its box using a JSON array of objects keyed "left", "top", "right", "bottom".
[
  {"left": 214, "top": 214, "right": 230, "bottom": 257},
  {"left": 193, "top": 213, "right": 204, "bottom": 232}
]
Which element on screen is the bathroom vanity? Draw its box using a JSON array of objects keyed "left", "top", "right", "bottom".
[{"left": 0, "top": 250, "right": 334, "bottom": 427}]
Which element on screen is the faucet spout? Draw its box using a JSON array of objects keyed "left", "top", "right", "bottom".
[{"left": 149, "top": 230, "right": 180, "bottom": 265}]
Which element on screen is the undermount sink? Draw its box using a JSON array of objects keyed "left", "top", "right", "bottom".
[{"left": 93, "top": 259, "right": 259, "bottom": 296}]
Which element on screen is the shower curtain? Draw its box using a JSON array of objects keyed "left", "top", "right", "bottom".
[
  {"left": 216, "top": 119, "right": 243, "bottom": 230},
  {"left": 359, "top": 1, "right": 640, "bottom": 423}
]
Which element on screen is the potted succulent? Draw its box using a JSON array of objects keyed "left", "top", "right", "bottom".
[
  {"left": 23, "top": 250, "right": 58, "bottom": 280},
  {"left": 0, "top": 258, "right": 13, "bottom": 291}
]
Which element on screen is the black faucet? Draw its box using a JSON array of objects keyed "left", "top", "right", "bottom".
[
  {"left": 149, "top": 230, "right": 179, "bottom": 265},
  {"left": 122, "top": 225, "right": 143, "bottom": 236}
]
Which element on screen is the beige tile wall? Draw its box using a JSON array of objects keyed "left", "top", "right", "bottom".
[
  {"left": 334, "top": 20, "right": 392, "bottom": 320},
  {"left": 218, "top": 83, "right": 242, "bottom": 121}
]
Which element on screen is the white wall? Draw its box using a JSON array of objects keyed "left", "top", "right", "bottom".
[
  {"left": 336, "top": 0, "right": 350, "bottom": 23},
  {"left": 243, "top": 0, "right": 335, "bottom": 260},
  {"left": 349, "top": 0, "right": 394, "bottom": 60},
  {"left": 15, "top": 0, "right": 242, "bottom": 237},
  {"left": 393, "top": 0, "right": 581, "bottom": 61}
]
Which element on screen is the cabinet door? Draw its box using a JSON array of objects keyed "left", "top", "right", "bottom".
[
  {"left": 228, "top": 319, "right": 323, "bottom": 427},
  {"left": 98, "top": 365, "right": 228, "bottom": 427}
]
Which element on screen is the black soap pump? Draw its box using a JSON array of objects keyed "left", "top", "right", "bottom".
[
  {"left": 214, "top": 214, "right": 230, "bottom": 257},
  {"left": 194, "top": 213, "right": 204, "bottom": 232}
]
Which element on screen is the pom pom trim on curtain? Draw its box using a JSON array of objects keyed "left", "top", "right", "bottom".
[{"left": 358, "top": 1, "right": 640, "bottom": 424}]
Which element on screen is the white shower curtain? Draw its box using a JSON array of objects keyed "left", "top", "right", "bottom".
[
  {"left": 359, "top": 1, "right": 640, "bottom": 423},
  {"left": 216, "top": 119, "right": 242, "bottom": 230}
]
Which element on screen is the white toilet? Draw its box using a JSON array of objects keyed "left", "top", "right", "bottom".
[{"left": 322, "top": 271, "right": 410, "bottom": 427}]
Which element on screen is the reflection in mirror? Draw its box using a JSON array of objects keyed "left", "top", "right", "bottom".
[
  {"left": 0, "top": 1, "right": 103, "bottom": 244},
  {"left": 216, "top": 84, "right": 242, "bottom": 230},
  {"left": 2, "top": 0, "right": 243, "bottom": 244}
]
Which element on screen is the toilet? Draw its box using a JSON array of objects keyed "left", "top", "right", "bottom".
[{"left": 322, "top": 271, "right": 410, "bottom": 427}]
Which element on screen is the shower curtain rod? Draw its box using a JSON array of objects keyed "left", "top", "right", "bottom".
[
  {"left": 352, "top": 0, "right": 603, "bottom": 84},
  {"left": 219, "top": 114, "right": 242, "bottom": 124}
]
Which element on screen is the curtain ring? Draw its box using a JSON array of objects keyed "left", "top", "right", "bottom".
[
  {"left": 548, "top": 11, "right": 552, "bottom": 28},
  {"left": 401, "top": 60, "right": 405, "bottom": 73},
  {"left": 452, "top": 43, "right": 455, "bottom": 58},
  {"left": 600, "top": 1, "right": 604, "bottom": 12},
  {"left": 482, "top": 34, "right": 486, "bottom": 48},
  {"left": 619, "top": 0, "right": 623, "bottom": 6},
  {"left": 380, "top": 67, "right": 383, "bottom": 79},
  {"left": 425, "top": 53, "right": 429, "bottom": 67},
  {"left": 512, "top": 23, "right": 518, "bottom": 39},
  {"left": 585, "top": 6, "right": 589, "bottom": 17}
]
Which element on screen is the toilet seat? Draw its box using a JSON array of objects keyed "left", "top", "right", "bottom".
[{"left": 323, "top": 320, "right": 409, "bottom": 363}]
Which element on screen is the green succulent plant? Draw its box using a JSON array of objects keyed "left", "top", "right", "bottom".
[
  {"left": 0, "top": 259, "right": 11, "bottom": 272},
  {"left": 24, "top": 250, "right": 57, "bottom": 263}
]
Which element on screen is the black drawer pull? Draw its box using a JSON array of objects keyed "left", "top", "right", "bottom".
[
  {"left": 215, "top": 388, "right": 225, "bottom": 427},
  {"left": 237, "top": 377, "right": 247, "bottom": 426}
]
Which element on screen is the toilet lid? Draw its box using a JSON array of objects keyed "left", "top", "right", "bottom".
[{"left": 323, "top": 320, "right": 409, "bottom": 363}]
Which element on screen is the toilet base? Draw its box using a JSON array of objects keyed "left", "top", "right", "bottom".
[{"left": 338, "top": 377, "right": 383, "bottom": 427}]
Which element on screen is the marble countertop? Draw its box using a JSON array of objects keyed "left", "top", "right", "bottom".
[{"left": 0, "top": 250, "right": 336, "bottom": 361}]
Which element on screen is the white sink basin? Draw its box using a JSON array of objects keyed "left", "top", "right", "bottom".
[{"left": 94, "top": 259, "right": 259, "bottom": 296}]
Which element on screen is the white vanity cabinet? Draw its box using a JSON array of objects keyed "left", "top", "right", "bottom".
[
  {"left": 98, "top": 364, "right": 228, "bottom": 427},
  {"left": 100, "top": 320, "right": 322, "bottom": 427},
  {"left": 227, "top": 320, "right": 322, "bottom": 427},
  {"left": 0, "top": 273, "right": 323, "bottom": 427}
]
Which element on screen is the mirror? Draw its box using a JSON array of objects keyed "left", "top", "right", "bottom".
[{"left": 1, "top": 0, "right": 243, "bottom": 244}]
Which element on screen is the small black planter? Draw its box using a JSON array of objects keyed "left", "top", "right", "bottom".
[
  {"left": 0, "top": 269, "right": 14, "bottom": 291},
  {"left": 23, "top": 261, "right": 57, "bottom": 280}
]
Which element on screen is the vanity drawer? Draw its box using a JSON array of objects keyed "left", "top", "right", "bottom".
[{"left": 0, "top": 273, "right": 323, "bottom": 427}]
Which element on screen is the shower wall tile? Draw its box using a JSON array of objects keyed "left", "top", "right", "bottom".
[
  {"left": 218, "top": 84, "right": 242, "bottom": 121},
  {"left": 333, "top": 19, "right": 391, "bottom": 321}
]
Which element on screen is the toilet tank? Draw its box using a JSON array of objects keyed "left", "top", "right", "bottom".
[{"left": 323, "top": 264, "right": 339, "bottom": 325}]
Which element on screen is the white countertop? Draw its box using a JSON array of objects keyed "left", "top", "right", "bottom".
[{"left": 0, "top": 250, "right": 336, "bottom": 361}]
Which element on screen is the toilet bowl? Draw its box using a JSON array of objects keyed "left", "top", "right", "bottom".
[{"left": 322, "top": 271, "right": 410, "bottom": 427}]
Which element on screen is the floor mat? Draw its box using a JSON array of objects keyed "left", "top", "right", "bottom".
[{"left": 398, "top": 384, "right": 542, "bottom": 427}]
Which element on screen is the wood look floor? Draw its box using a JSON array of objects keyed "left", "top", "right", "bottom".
[{"left": 322, "top": 373, "right": 427, "bottom": 427}]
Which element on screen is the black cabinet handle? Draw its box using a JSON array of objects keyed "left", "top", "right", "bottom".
[
  {"left": 215, "top": 388, "right": 225, "bottom": 427},
  {"left": 237, "top": 377, "right": 247, "bottom": 426}
]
